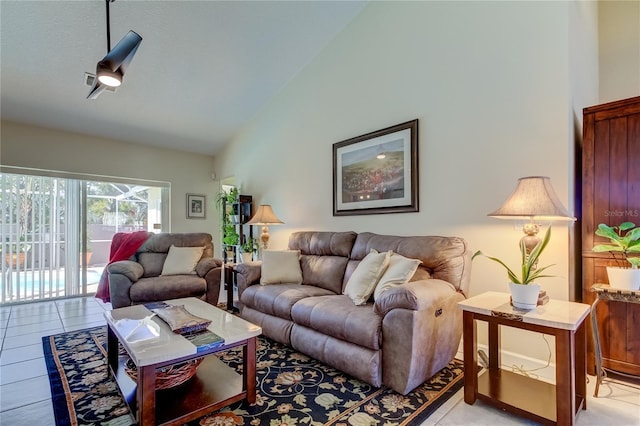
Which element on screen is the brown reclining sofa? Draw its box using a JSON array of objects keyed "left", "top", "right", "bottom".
[{"left": 235, "top": 231, "right": 471, "bottom": 395}]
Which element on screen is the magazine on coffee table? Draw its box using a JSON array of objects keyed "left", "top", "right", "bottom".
[{"left": 182, "top": 329, "right": 225, "bottom": 352}]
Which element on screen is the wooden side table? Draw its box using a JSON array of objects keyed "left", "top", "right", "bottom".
[
  {"left": 458, "top": 292, "right": 590, "bottom": 426},
  {"left": 589, "top": 283, "right": 640, "bottom": 397}
]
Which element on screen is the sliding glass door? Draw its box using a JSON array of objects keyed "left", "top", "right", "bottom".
[{"left": 0, "top": 171, "right": 168, "bottom": 304}]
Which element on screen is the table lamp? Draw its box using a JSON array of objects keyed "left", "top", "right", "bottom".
[
  {"left": 246, "top": 205, "right": 284, "bottom": 250},
  {"left": 488, "top": 176, "right": 575, "bottom": 255}
]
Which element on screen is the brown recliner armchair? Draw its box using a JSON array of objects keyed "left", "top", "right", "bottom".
[{"left": 108, "top": 233, "right": 223, "bottom": 309}]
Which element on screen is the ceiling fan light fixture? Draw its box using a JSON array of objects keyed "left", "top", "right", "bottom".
[
  {"left": 96, "top": 65, "right": 122, "bottom": 87},
  {"left": 87, "top": 0, "right": 141, "bottom": 98}
]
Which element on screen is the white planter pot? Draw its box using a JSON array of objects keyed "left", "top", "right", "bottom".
[
  {"left": 509, "top": 282, "right": 541, "bottom": 310},
  {"left": 606, "top": 267, "right": 640, "bottom": 290}
]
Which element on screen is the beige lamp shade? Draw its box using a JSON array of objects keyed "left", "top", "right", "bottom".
[
  {"left": 488, "top": 176, "right": 574, "bottom": 221},
  {"left": 246, "top": 205, "right": 284, "bottom": 225},
  {"left": 247, "top": 205, "right": 283, "bottom": 250}
]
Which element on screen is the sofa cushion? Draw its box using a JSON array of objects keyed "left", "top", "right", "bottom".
[
  {"left": 161, "top": 245, "right": 204, "bottom": 276},
  {"left": 288, "top": 231, "right": 357, "bottom": 257},
  {"left": 289, "top": 231, "right": 357, "bottom": 294},
  {"left": 373, "top": 253, "right": 422, "bottom": 300},
  {"left": 348, "top": 232, "right": 470, "bottom": 294},
  {"left": 240, "top": 284, "right": 335, "bottom": 320},
  {"left": 139, "top": 252, "right": 167, "bottom": 277},
  {"left": 129, "top": 275, "right": 206, "bottom": 303},
  {"left": 139, "top": 232, "right": 214, "bottom": 258},
  {"left": 137, "top": 233, "right": 215, "bottom": 278},
  {"left": 299, "top": 255, "right": 350, "bottom": 294},
  {"left": 343, "top": 249, "right": 391, "bottom": 305},
  {"left": 260, "top": 250, "right": 303, "bottom": 285},
  {"left": 290, "top": 295, "right": 382, "bottom": 350}
]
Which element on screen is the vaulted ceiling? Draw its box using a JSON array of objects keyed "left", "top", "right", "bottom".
[{"left": 1, "top": 1, "right": 366, "bottom": 155}]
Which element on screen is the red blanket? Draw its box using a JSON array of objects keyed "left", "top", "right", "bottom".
[{"left": 95, "top": 231, "right": 152, "bottom": 303}]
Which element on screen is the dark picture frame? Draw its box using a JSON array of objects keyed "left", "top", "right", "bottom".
[
  {"left": 187, "top": 193, "right": 206, "bottom": 219},
  {"left": 333, "top": 119, "right": 418, "bottom": 216}
]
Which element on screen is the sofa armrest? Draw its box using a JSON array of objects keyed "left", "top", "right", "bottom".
[
  {"left": 108, "top": 260, "right": 144, "bottom": 309},
  {"left": 374, "top": 279, "right": 457, "bottom": 316},
  {"left": 203, "top": 265, "right": 224, "bottom": 306},
  {"left": 235, "top": 261, "right": 262, "bottom": 296},
  {"left": 108, "top": 260, "right": 144, "bottom": 282},
  {"left": 377, "top": 279, "right": 464, "bottom": 395},
  {"left": 195, "top": 257, "right": 223, "bottom": 277}
]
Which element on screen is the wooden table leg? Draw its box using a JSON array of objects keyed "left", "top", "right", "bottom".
[
  {"left": 488, "top": 318, "right": 500, "bottom": 369},
  {"left": 244, "top": 337, "right": 257, "bottom": 404},
  {"left": 137, "top": 365, "right": 156, "bottom": 426},
  {"left": 555, "top": 329, "right": 575, "bottom": 426},
  {"left": 576, "top": 319, "right": 587, "bottom": 410},
  {"left": 463, "top": 310, "right": 477, "bottom": 404}
]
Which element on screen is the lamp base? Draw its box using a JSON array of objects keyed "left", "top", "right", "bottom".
[
  {"left": 260, "top": 225, "right": 270, "bottom": 250},
  {"left": 510, "top": 289, "right": 549, "bottom": 307}
]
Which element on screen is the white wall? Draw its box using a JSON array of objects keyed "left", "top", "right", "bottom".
[
  {"left": 214, "top": 1, "right": 599, "bottom": 363},
  {"left": 1, "top": 120, "right": 218, "bottom": 236},
  {"left": 599, "top": 0, "right": 640, "bottom": 102}
]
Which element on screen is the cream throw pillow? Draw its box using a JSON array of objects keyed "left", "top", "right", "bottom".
[
  {"left": 344, "top": 249, "right": 391, "bottom": 305},
  {"left": 373, "top": 253, "right": 422, "bottom": 300},
  {"left": 260, "top": 250, "right": 303, "bottom": 285},
  {"left": 160, "top": 245, "right": 204, "bottom": 276}
]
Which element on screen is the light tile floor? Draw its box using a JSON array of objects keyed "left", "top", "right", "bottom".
[{"left": 0, "top": 296, "right": 638, "bottom": 425}]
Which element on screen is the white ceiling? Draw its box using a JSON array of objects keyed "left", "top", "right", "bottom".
[{"left": 1, "top": 1, "right": 366, "bottom": 155}]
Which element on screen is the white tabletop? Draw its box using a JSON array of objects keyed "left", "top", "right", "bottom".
[
  {"left": 105, "top": 297, "right": 262, "bottom": 366},
  {"left": 457, "top": 291, "right": 590, "bottom": 331}
]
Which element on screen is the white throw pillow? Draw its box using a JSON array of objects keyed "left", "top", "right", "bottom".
[
  {"left": 344, "top": 249, "right": 391, "bottom": 305},
  {"left": 373, "top": 253, "right": 422, "bottom": 300},
  {"left": 160, "top": 245, "right": 204, "bottom": 276},
  {"left": 260, "top": 250, "right": 303, "bottom": 285}
]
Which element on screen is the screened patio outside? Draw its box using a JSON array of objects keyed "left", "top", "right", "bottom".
[{"left": 1, "top": 172, "right": 165, "bottom": 304}]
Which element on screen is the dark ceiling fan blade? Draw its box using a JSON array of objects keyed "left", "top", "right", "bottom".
[{"left": 99, "top": 30, "right": 142, "bottom": 76}]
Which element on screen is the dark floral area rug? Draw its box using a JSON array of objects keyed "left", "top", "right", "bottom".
[{"left": 43, "top": 326, "right": 464, "bottom": 426}]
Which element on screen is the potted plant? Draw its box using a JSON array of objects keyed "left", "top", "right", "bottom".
[
  {"left": 592, "top": 222, "right": 640, "bottom": 290},
  {"left": 240, "top": 237, "right": 259, "bottom": 262},
  {"left": 473, "top": 227, "right": 554, "bottom": 309}
]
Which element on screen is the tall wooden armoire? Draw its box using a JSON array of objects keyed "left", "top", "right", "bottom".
[{"left": 582, "top": 96, "right": 640, "bottom": 376}]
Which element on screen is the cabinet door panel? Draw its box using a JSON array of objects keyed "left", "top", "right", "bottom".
[{"left": 582, "top": 96, "right": 640, "bottom": 377}]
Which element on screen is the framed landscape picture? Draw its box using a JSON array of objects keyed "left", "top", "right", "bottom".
[
  {"left": 187, "top": 193, "right": 206, "bottom": 219},
  {"left": 333, "top": 119, "right": 418, "bottom": 216}
]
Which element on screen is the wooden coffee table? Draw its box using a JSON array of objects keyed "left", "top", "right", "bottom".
[{"left": 105, "top": 297, "right": 262, "bottom": 426}]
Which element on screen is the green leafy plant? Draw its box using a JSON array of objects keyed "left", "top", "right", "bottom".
[
  {"left": 217, "top": 187, "right": 241, "bottom": 247},
  {"left": 222, "top": 216, "right": 240, "bottom": 246},
  {"left": 240, "top": 237, "right": 258, "bottom": 253},
  {"left": 472, "top": 226, "right": 555, "bottom": 284},
  {"left": 592, "top": 222, "right": 640, "bottom": 269},
  {"left": 227, "top": 187, "right": 239, "bottom": 204},
  {"left": 215, "top": 187, "right": 239, "bottom": 211}
]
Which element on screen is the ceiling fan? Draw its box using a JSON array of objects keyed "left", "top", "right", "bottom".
[{"left": 87, "top": 0, "right": 142, "bottom": 99}]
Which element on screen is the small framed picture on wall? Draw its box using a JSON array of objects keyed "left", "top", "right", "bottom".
[{"left": 187, "top": 193, "right": 206, "bottom": 219}]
